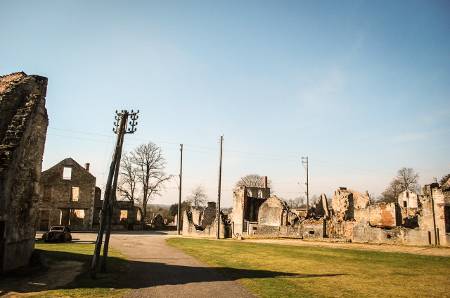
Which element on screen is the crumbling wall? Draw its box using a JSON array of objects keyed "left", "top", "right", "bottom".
[
  {"left": 331, "top": 188, "right": 370, "bottom": 221},
  {"left": 368, "top": 203, "right": 398, "bottom": 228},
  {"left": 38, "top": 158, "right": 96, "bottom": 230},
  {"left": 231, "top": 186, "right": 270, "bottom": 237},
  {"left": 247, "top": 223, "right": 301, "bottom": 238},
  {"left": 228, "top": 180, "right": 450, "bottom": 247},
  {"left": 200, "top": 202, "right": 216, "bottom": 227},
  {"left": 398, "top": 190, "right": 419, "bottom": 208},
  {"left": 0, "top": 72, "right": 48, "bottom": 272},
  {"left": 301, "top": 219, "right": 326, "bottom": 239},
  {"left": 182, "top": 209, "right": 226, "bottom": 238},
  {"left": 419, "top": 184, "right": 450, "bottom": 246},
  {"left": 258, "top": 196, "right": 286, "bottom": 226},
  {"left": 308, "top": 194, "right": 330, "bottom": 218}
]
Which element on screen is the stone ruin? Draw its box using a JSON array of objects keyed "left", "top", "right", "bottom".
[
  {"left": 182, "top": 201, "right": 230, "bottom": 237},
  {"left": 0, "top": 72, "right": 48, "bottom": 272},
  {"left": 226, "top": 180, "right": 450, "bottom": 247},
  {"left": 181, "top": 175, "right": 450, "bottom": 247}
]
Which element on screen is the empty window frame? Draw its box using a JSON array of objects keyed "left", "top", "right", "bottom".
[
  {"left": 73, "top": 209, "right": 85, "bottom": 219},
  {"left": 63, "top": 167, "right": 72, "bottom": 180},
  {"left": 120, "top": 210, "right": 128, "bottom": 221},
  {"left": 71, "top": 187, "right": 80, "bottom": 202}
]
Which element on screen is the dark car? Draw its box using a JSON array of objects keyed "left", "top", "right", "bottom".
[{"left": 42, "top": 226, "right": 72, "bottom": 242}]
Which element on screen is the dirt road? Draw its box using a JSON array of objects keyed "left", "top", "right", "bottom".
[{"left": 107, "top": 233, "right": 254, "bottom": 298}]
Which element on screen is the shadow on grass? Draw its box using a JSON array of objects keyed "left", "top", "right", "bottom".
[{"left": 0, "top": 248, "right": 345, "bottom": 294}]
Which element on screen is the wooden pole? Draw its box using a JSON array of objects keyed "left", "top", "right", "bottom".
[
  {"left": 177, "top": 144, "right": 183, "bottom": 235},
  {"left": 90, "top": 110, "right": 138, "bottom": 278},
  {"left": 90, "top": 112, "right": 126, "bottom": 278},
  {"left": 101, "top": 112, "right": 128, "bottom": 272},
  {"left": 216, "top": 135, "right": 223, "bottom": 239}
]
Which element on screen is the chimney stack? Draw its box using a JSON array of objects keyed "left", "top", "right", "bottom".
[
  {"left": 85, "top": 163, "right": 90, "bottom": 172},
  {"left": 264, "top": 176, "right": 268, "bottom": 188}
]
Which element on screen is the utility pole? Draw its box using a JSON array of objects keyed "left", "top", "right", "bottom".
[
  {"left": 177, "top": 144, "right": 183, "bottom": 235},
  {"left": 301, "top": 156, "right": 309, "bottom": 211},
  {"left": 216, "top": 135, "right": 223, "bottom": 239},
  {"left": 90, "top": 110, "right": 139, "bottom": 278}
]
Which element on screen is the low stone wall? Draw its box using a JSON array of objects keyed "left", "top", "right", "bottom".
[{"left": 182, "top": 210, "right": 226, "bottom": 238}]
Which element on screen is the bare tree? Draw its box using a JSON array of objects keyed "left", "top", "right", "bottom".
[
  {"left": 285, "top": 196, "right": 305, "bottom": 208},
  {"left": 440, "top": 173, "right": 450, "bottom": 186},
  {"left": 235, "top": 174, "right": 271, "bottom": 190},
  {"left": 380, "top": 167, "right": 420, "bottom": 203},
  {"left": 186, "top": 186, "right": 207, "bottom": 208},
  {"left": 131, "top": 142, "right": 172, "bottom": 224},
  {"left": 117, "top": 153, "right": 138, "bottom": 206}
]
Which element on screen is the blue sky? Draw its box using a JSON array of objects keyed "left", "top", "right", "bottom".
[{"left": 1, "top": 0, "right": 449, "bottom": 206}]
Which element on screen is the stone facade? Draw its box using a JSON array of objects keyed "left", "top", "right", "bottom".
[
  {"left": 94, "top": 200, "right": 142, "bottom": 231},
  {"left": 230, "top": 186, "right": 270, "bottom": 237},
  {"left": 225, "top": 176, "right": 450, "bottom": 247},
  {"left": 38, "top": 158, "right": 99, "bottom": 230},
  {"left": 398, "top": 190, "right": 419, "bottom": 208},
  {"left": 257, "top": 196, "right": 288, "bottom": 226},
  {"left": 182, "top": 202, "right": 228, "bottom": 238},
  {"left": 0, "top": 72, "right": 48, "bottom": 272}
]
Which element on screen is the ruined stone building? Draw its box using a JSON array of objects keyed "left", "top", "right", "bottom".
[
  {"left": 231, "top": 182, "right": 271, "bottom": 236},
  {"left": 38, "top": 158, "right": 142, "bottom": 231},
  {"left": 38, "top": 158, "right": 100, "bottom": 230},
  {"left": 182, "top": 174, "right": 450, "bottom": 247},
  {"left": 104, "top": 200, "right": 142, "bottom": 230},
  {"left": 0, "top": 72, "right": 48, "bottom": 272},
  {"left": 183, "top": 202, "right": 229, "bottom": 237},
  {"left": 225, "top": 177, "right": 450, "bottom": 247}
]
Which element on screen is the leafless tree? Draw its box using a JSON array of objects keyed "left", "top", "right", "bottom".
[
  {"left": 234, "top": 174, "right": 271, "bottom": 190},
  {"left": 380, "top": 167, "right": 420, "bottom": 203},
  {"left": 117, "top": 153, "right": 138, "bottom": 206},
  {"left": 186, "top": 186, "right": 208, "bottom": 208},
  {"left": 285, "top": 196, "right": 305, "bottom": 208},
  {"left": 440, "top": 173, "right": 450, "bottom": 187},
  {"left": 131, "top": 142, "right": 172, "bottom": 224}
]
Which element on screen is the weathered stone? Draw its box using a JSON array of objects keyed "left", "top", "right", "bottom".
[
  {"left": 258, "top": 196, "right": 288, "bottom": 226},
  {"left": 38, "top": 158, "right": 142, "bottom": 231},
  {"left": 331, "top": 188, "right": 369, "bottom": 221},
  {"left": 0, "top": 72, "right": 48, "bottom": 272},
  {"left": 38, "top": 158, "right": 98, "bottom": 230},
  {"left": 230, "top": 185, "right": 270, "bottom": 237}
]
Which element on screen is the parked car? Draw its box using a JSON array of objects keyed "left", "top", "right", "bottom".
[{"left": 42, "top": 226, "right": 72, "bottom": 242}]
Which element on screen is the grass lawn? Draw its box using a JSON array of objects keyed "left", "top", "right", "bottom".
[
  {"left": 28, "top": 242, "right": 130, "bottom": 297},
  {"left": 167, "top": 238, "right": 450, "bottom": 298}
]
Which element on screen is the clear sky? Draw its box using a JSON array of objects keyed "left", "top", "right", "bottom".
[{"left": 1, "top": 0, "right": 449, "bottom": 207}]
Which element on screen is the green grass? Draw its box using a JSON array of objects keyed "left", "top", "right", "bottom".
[
  {"left": 28, "top": 241, "right": 130, "bottom": 297},
  {"left": 167, "top": 238, "right": 450, "bottom": 298}
]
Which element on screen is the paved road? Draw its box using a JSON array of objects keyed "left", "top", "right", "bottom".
[{"left": 73, "top": 233, "right": 254, "bottom": 298}]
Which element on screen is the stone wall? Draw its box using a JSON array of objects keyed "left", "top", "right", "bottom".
[
  {"left": 368, "top": 203, "right": 399, "bottom": 228},
  {"left": 230, "top": 186, "right": 270, "bottom": 237},
  {"left": 182, "top": 209, "right": 227, "bottom": 238},
  {"left": 0, "top": 72, "right": 48, "bottom": 272},
  {"left": 38, "top": 158, "right": 96, "bottom": 230},
  {"left": 398, "top": 190, "right": 419, "bottom": 208},
  {"left": 258, "top": 196, "right": 287, "bottom": 226}
]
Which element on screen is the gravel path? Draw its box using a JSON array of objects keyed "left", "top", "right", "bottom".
[{"left": 108, "top": 234, "right": 254, "bottom": 298}]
